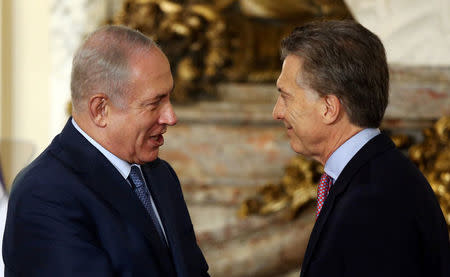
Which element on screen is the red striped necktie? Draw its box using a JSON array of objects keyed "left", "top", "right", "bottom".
[{"left": 316, "top": 173, "right": 332, "bottom": 218}]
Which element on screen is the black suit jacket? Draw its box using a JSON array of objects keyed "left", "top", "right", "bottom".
[
  {"left": 3, "top": 119, "right": 209, "bottom": 277},
  {"left": 301, "top": 134, "right": 450, "bottom": 277}
]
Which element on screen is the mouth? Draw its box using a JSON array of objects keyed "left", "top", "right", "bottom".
[
  {"left": 285, "top": 125, "right": 293, "bottom": 135},
  {"left": 149, "top": 129, "right": 166, "bottom": 146}
]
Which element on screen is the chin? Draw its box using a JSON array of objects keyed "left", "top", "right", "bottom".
[
  {"left": 290, "top": 141, "right": 305, "bottom": 156},
  {"left": 137, "top": 150, "right": 160, "bottom": 164}
]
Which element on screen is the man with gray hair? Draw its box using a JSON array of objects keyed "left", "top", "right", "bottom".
[
  {"left": 273, "top": 20, "right": 450, "bottom": 276},
  {"left": 3, "top": 25, "right": 210, "bottom": 277}
]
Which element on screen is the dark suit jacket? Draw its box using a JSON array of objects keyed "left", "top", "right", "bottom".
[
  {"left": 3, "top": 119, "right": 209, "bottom": 277},
  {"left": 300, "top": 134, "right": 450, "bottom": 277}
]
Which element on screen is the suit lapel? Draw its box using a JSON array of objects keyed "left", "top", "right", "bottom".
[
  {"left": 52, "top": 119, "right": 176, "bottom": 276},
  {"left": 301, "top": 134, "right": 395, "bottom": 276},
  {"left": 142, "top": 162, "right": 189, "bottom": 277}
]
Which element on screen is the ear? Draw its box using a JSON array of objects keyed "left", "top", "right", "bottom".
[
  {"left": 321, "top": 94, "right": 341, "bottom": 124},
  {"left": 88, "top": 93, "right": 109, "bottom": 127}
]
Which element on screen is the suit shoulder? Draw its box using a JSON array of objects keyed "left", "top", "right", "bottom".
[
  {"left": 369, "top": 147, "right": 428, "bottom": 186},
  {"left": 359, "top": 146, "right": 442, "bottom": 216},
  {"left": 154, "top": 158, "right": 173, "bottom": 169},
  {"left": 150, "top": 158, "right": 178, "bottom": 177},
  {"left": 9, "top": 149, "right": 81, "bottom": 208}
]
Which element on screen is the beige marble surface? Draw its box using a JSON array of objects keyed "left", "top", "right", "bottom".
[{"left": 184, "top": 185, "right": 315, "bottom": 277}]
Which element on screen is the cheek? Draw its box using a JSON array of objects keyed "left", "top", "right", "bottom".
[
  {"left": 110, "top": 120, "right": 130, "bottom": 141},
  {"left": 286, "top": 103, "right": 303, "bottom": 127},
  {"left": 136, "top": 120, "right": 158, "bottom": 143}
]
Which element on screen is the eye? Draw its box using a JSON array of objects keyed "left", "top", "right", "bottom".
[
  {"left": 144, "top": 94, "right": 168, "bottom": 110},
  {"left": 280, "top": 92, "right": 289, "bottom": 101},
  {"left": 150, "top": 100, "right": 161, "bottom": 106},
  {"left": 146, "top": 97, "right": 162, "bottom": 106},
  {"left": 144, "top": 101, "right": 159, "bottom": 111}
]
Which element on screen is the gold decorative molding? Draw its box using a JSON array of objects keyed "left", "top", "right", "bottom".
[
  {"left": 238, "top": 156, "right": 322, "bottom": 219},
  {"left": 111, "top": 0, "right": 352, "bottom": 102},
  {"left": 409, "top": 116, "right": 450, "bottom": 227}
]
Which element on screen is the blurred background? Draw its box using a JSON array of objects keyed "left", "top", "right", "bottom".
[{"left": 0, "top": 0, "right": 449, "bottom": 276}]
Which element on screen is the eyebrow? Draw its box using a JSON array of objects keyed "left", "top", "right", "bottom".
[
  {"left": 151, "top": 85, "right": 175, "bottom": 101},
  {"left": 150, "top": 93, "right": 166, "bottom": 101}
]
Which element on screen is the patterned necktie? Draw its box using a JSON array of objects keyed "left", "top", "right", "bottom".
[
  {"left": 128, "top": 165, "right": 167, "bottom": 245},
  {"left": 316, "top": 173, "right": 332, "bottom": 218}
]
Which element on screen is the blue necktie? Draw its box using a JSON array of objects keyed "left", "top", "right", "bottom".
[{"left": 128, "top": 165, "right": 167, "bottom": 246}]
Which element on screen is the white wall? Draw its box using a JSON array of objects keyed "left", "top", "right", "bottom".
[
  {"left": 0, "top": 0, "right": 51, "bottom": 187},
  {"left": 345, "top": 0, "right": 450, "bottom": 66},
  {"left": 0, "top": 0, "right": 3, "bottom": 139},
  {"left": 10, "top": 0, "right": 51, "bottom": 151}
]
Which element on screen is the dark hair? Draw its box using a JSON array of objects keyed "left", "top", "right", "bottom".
[
  {"left": 281, "top": 20, "right": 389, "bottom": 128},
  {"left": 71, "top": 25, "right": 156, "bottom": 111}
]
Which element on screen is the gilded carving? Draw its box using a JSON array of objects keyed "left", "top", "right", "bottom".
[
  {"left": 111, "top": 0, "right": 352, "bottom": 101},
  {"left": 409, "top": 116, "right": 450, "bottom": 227},
  {"left": 238, "top": 156, "right": 322, "bottom": 219}
]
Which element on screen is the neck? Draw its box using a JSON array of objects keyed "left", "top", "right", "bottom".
[
  {"left": 317, "top": 123, "right": 363, "bottom": 165},
  {"left": 72, "top": 112, "right": 104, "bottom": 145}
]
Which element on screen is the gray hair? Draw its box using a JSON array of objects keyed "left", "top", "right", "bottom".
[{"left": 70, "top": 25, "right": 156, "bottom": 112}]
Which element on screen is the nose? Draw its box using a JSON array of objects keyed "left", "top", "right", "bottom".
[
  {"left": 160, "top": 102, "right": 178, "bottom": 126},
  {"left": 272, "top": 96, "right": 284, "bottom": 121}
]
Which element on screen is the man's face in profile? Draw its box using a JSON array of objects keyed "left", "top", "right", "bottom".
[
  {"left": 106, "top": 48, "right": 177, "bottom": 164},
  {"left": 273, "top": 55, "right": 325, "bottom": 159}
]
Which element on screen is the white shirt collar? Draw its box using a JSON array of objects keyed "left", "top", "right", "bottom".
[
  {"left": 71, "top": 118, "right": 132, "bottom": 179},
  {"left": 324, "top": 128, "right": 380, "bottom": 182}
]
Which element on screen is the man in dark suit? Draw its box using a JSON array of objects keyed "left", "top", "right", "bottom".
[
  {"left": 3, "top": 25, "right": 209, "bottom": 276},
  {"left": 273, "top": 20, "right": 450, "bottom": 276}
]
